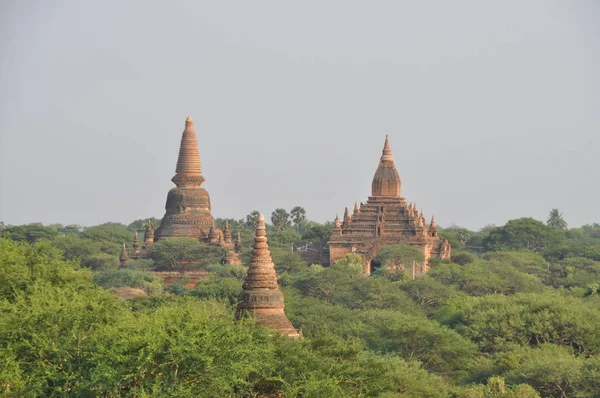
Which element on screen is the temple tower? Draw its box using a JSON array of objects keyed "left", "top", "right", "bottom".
[
  {"left": 155, "top": 116, "right": 216, "bottom": 241},
  {"left": 235, "top": 232, "right": 243, "bottom": 253},
  {"left": 119, "top": 243, "right": 129, "bottom": 269},
  {"left": 132, "top": 231, "right": 141, "bottom": 257},
  {"left": 236, "top": 214, "right": 301, "bottom": 338},
  {"left": 328, "top": 136, "right": 450, "bottom": 274},
  {"left": 143, "top": 220, "right": 155, "bottom": 247},
  {"left": 371, "top": 135, "right": 401, "bottom": 198}
]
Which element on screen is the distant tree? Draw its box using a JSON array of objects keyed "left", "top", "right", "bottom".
[
  {"left": 546, "top": 208, "right": 568, "bottom": 230},
  {"left": 375, "top": 244, "right": 425, "bottom": 266},
  {"left": 80, "top": 253, "right": 120, "bottom": 270},
  {"left": 147, "top": 238, "right": 226, "bottom": 272},
  {"left": 128, "top": 217, "right": 161, "bottom": 232},
  {"left": 245, "top": 210, "right": 260, "bottom": 228},
  {"left": 483, "top": 218, "right": 562, "bottom": 253},
  {"left": 290, "top": 206, "right": 306, "bottom": 230},
  {"left": 2, "top": 223, "right": 58, "bottom": 243},
  {"left": 214, "top": 218, "right": 245, "bottom": 230},
  {"left": 58, "top": 224, "right": 83, "bottom": 236},
  {"left": 301, "top": 222, "right": 333, "bottom": 242},
  {"left": 147, "top": 238, "right": 203, "bottom": 273},
  {"left": 374, "top": 244, "right": 425, "bottom": 281},
  {"left": 82, "top": 222, "right": 133, "bottom": 245},
  {"left": 51, "top": 235, "right": 104, "bottom": 260},
  {"left": 271, "top": 208, "right": 291, "bottom": 231}
]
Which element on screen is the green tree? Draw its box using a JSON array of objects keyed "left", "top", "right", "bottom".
[
  {"left": 2, "top": 223, "right": 58, "bottom": 242},
  {"left": 127, "top": 217, "right": 161, "bottom": 232},
  {"left": 80, "top": 253, "right": 120, "bottom": 270},
  {"left": 301, "top": 222, "right": 333, "bottom": 242},
  {"left": 271, "top": 208, "right": 291, "bottom": 231},
  {"left": 442, "top": 292, "right": 600, "bottom": 355},
  {"left": 585, "top": 283, "right": 600, "bottom": 297},
  {"left": 546, "top": 208, "right": 568, "bottom": 230},
  {"left": 147, "top": 238, "right": 225, "bottom": 272},
  {"left": 374, "top": 244, "right": 425, "bottom": 280},
  {"left": 245, "top": 210, "right": 260, "bottom": 228},
  {"left": 82, "top": 222, "right": 133, "bottom": 245},
  {"left": 483, "top": 218, "right": 562, "bottom": 254},
  {"left": 51, "top": 235, "right": 105, "bottom": 260},
  {"left": 290, "top": 206, "right": 306, "bottom": 231}
]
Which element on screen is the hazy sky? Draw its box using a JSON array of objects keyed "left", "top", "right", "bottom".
[{"left": 1, "top": 1, "right": 599, "bottom": 230}]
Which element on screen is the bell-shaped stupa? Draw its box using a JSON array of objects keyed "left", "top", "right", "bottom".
[
  {"left": 236, "top": 214, "right": 301, "bottom": 338},
  {"left": 155, "top": 116, "right": 216, "bottom": 241}
]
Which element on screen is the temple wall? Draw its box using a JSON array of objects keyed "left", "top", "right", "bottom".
[{"left": 329, "top": 244, "right": 354, "bottom": 265}]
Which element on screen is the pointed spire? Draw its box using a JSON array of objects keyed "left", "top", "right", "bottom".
[
  {"left": 418, "top": 211, "right": 425, "bottom": 227},
  {"left": 353, "top": 202, "right": 361, "bottom": 216},
  {"left": 334, "top": 215, "right": 342, "bottom": 229},
  {"left": 381, "top": 134, "right": 394, "bottom": 162},
  {"left": 343, "top": 207, "right": 352, "bottom": 228},
  {"left": 372, "top": 135, "right": 401, "bottom": 197},
  {"left": 171, "top": 116, "right": 205, "bottom": 188},
  {"left": 236, "top": 213, "right": 300, "bottom": 338},
  {"left": 223, "top": 221, "right": 232, "bottom": 243},
  {"left": 132, "top": 231, "right": 141, "bottom": 257},
  {"left": 119, "top": 243, "right": 129, "bottom": 268},
  {"left": 144, "top": 219, "right": 155, "bottom": 246},
  {"left": 235, "top": 231, "right": 242, "bottom": 253},
  {"left": 217, "top": 230, "right": 224, "bottom": 246},
  {"left": 208, "top": 221, "right": 218, "bottom": 244},
  {"left": 430, "top": 216, "right": 438, "bottom": 237}
]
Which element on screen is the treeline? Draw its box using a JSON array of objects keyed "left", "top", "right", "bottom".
[{"left": 1, "top": 209, "right": 600, "bottom": 396}]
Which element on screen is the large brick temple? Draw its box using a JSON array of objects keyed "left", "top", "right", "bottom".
[{"left": 328, "top": 136, "right": 451, "bottom": 274}]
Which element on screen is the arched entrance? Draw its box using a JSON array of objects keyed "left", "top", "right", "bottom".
[{"left": 369, "top": 258, "right": 382, "bottom": 275}]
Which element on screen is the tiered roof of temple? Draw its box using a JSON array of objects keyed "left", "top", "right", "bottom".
[
  {"left": 236, "top": 214, "right": 301, "bottom": 338},
  {"left": 328, "top": 136, "right": 450, "bottom": 274}
]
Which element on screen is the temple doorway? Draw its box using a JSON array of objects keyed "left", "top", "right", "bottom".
[{"left": 369, "top": 258, "right": 382, "bottom": 275}]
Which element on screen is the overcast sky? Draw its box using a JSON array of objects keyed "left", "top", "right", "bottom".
[{"left": 1, "top": 1, "right": 598, "bottom": 230}]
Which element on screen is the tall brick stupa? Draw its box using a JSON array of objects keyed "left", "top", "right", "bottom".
[
  {"left": 155, "top": 116, "right": 217, "bottom": 241},
  {"left": 236, "top": 214, "right": 301, "bottom": 338}
]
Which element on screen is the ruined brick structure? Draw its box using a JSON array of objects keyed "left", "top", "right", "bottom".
[
  {"left": 328, "top": 136, "right": 451, "bottom": 274},
  {"left": 236, "top": 214, "right": 301, "bottom": 338}
]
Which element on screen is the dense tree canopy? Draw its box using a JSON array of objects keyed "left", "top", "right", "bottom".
[{"left": 2, "top": 208, "right": 600, "bottom": 397}]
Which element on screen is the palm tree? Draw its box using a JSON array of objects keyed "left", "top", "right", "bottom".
[
  {"left": 245, "top": 210, "right": 260, "bottom": 228},
  {"left": 547, "top": 208, "right": 568, "bottom": 230},
  {"left": 271, "top": 208, "right": 291, "bottom": 231},
  {"left": 290, "top": 206, "right": 306, "bottom": 232}
]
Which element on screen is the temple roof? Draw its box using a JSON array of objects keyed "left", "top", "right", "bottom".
[{"left": 371, "top": 135, "right": 401, "bottom": 198}]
